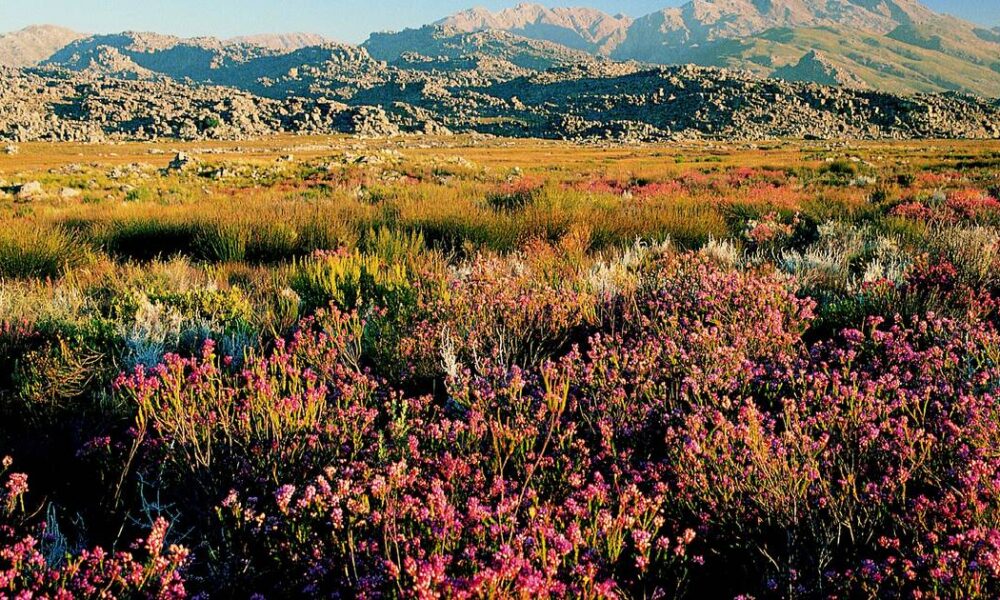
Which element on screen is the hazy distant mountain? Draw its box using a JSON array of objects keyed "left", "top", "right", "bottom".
[
  {"left": 0, "top": 25, "right": 84, "bottom": 67},
  {"left": 44, "top": 25, "right": 601, "bottom": 98},
  {"left": 43, "top": 31, "right": 386, "bottom": 100},
  {"left": 45, "top": 32, "right": 283, "bottom": 81},
  {"left": 228, "top": 33, "right": 330, "bottom": 51},
  {"left": 437, "top": 4, "right": 632, "bottom": 55}
]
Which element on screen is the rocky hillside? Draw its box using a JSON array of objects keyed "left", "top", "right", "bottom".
[
  {"left": 3, "top": 61, "right": 998, "bottom": 144},
  {"left": 44, "top": 32, "right": 393, "bottom": 99},
  {"left": 0, "top": 25, "right": 84, "bottom": 68},
  {"left": 18, "top": 1, "right": 1000, "bottom": 96},
  {"left": 364, "top": 26, "right": 596, "bottom": 71},
  {"left": 42, "top": 27, "right": 610, "bottom": 103},
  {"left": 430, "top": 1, "right": 1000, "bottom": 97},
  {"left": 770, "top": 50, "right": 868, "bottom": 88}
]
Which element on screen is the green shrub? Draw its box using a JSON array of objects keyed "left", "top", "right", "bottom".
[
  {"left": 201, "top": 115, "right": 222, "bottom": 130},
  {"left": 245, "top": 222, "right": 299, "bottom": 263},
  {"left": 290, "top": 250, "right": 413, "bottom": 313},
  {"left": 360, "top": 227, "right": 426, "bottom": 263},
  {"left": 297, "top": 220, "right": 355, "bottom": 254},
  {"left": 823, "top": 160, "right": 859, "bottom": 177},
  {"left": 124, "top": 187, "right": 154, "bottom": 203}
]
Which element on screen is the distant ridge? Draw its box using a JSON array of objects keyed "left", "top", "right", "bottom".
[
  {"left": 6, "top": 0, "right": 1000, "bottom": 95},
  {"left": 429, "top": 0, "right": 1000, "bottom": 97},
  {"left": 0, "top": 0, "right": 999, "bottom": 145},
  {"left": 437, "top": 4, "right": 632, "bottom": 55}
]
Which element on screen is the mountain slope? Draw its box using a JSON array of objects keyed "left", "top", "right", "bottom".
[
  {"left": 0, "top": 25, "right": 84, "bottom": 67},
  {"left": 678, "top": 24, "right": 1000, "bottom": 96},
  {"left": 613, "top": 0, "right": 935, "bottom": 63},
  {"left": 43, "top": 27, "right": 598, "bottom": 106},
  {"left": 363, "top": 25, "right": 596, "bottom": 72},
  {"left": 432, "top": 1, "right": 1000, "bottom": 96}
]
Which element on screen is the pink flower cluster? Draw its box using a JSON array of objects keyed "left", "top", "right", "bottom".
[
  {"left": 0, "top": 464, "right": 188, "bottom": 598},
  {"left": 891, "top": 188, "right": 1000, "bottom": 223}
]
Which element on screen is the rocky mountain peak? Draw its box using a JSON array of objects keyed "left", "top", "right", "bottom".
[{"left": 5, "top": 0, "right": 1000, "bottom": 103}]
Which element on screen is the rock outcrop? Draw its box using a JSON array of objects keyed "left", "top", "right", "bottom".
[
  {"left": 1, "top": 62, "right": 998, "bottom": 144},
  {"left": 772, "top": 50, "right": 869, "bottom": 88}
]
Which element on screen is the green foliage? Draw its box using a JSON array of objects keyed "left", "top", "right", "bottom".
[
  {"left": 823, "top": 160, "right": 859, "bottom": 177},
  {"left": 290, "top": 250, "right": 414, "bottom": 314},
  {"left": 201, "top": 115, "right": 222, "bottom": 130}
]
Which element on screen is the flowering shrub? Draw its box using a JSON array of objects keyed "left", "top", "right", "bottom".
[
  {"left": 891, "top": 188, "right": 1000, "bottom": 224},
  {"left": 743, "top": 211, "right": 801, "bottom": 248},
  {"left": 437, "top": 250, "right": 597, "bottom": 373},
  {"left": 116, "top": 308, "right": 382, "bottom": 498},
  {"left": 0, "top": 460, "right": 188, "bottom": 598},
  {"left": 213, "top": 359, "right": 701, "bottom": 597},
  {"left": 668, "top": 313, "right": 1000, "bottom": 595}
]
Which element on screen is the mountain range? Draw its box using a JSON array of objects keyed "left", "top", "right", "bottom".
[
  {"left": 0, "top": 0, "right": 999, "bottom": 144},
  {"left": 437, "top": 1, "right": 1000, "bottom": 96},
  {"left": 1, "top": 1, "right": 999, "bottom": 96}
]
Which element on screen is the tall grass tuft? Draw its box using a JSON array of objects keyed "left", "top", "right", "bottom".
[
  {"left": 195, "top": 221, "right": 248, "bottom": 263},
  {"left": 0, "top": 223, "right": 86, "bottom": 280}
]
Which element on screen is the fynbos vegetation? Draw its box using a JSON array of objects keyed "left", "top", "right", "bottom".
[{"left": 2, "top": 136, "right": 1000, "bottom": 597}]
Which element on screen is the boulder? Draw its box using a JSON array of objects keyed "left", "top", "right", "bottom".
[
  {"left": 167, "top": 151, "right": 195, "bottom": 171},
  {"left": 15, "top": 181, "right": 44, "bottom": 200}
]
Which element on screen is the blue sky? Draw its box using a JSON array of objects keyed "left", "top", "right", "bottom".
[{"left": 2, "top": 1, "right": 998, "bottom": 43}]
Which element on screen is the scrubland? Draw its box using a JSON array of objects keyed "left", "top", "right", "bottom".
[{"left": 2, "top": 136, "right": 1000, "bottom": 597}]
